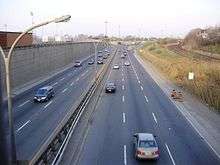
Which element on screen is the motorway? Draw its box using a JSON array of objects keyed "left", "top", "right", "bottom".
[
  {"left": 3, "top": 48, "right": 114, "bottom": 160},
  {"left": 71, "top": 46, "right": 220, "bottom": 165}
]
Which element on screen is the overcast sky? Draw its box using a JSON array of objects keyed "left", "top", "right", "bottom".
[{"left": 0, "top": 0, "right": 220, "bottom": 38}]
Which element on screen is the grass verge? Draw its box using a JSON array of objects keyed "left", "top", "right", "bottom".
[
  {"left": 200, "top": 44, "right": 220, "bottom": 54},
  {"left": 138, "top": 42, "right": 220, "bottom": 112}
]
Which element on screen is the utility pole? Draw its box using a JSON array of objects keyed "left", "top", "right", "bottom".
[
  {"left": 0, "top": 54, "right": 10, "bottom": 164},
  {"left": 118, "top": 25, "right": 121, "bottom": 38},
  {"left": 104, "top": 20, "right": 108, "bottom": 37},
  {"left": 4, "top": 24, "right": 7, "bottom": 32}
]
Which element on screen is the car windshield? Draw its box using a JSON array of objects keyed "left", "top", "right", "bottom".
[
  {"left": 107, "top": 83, "right": 114, "bottom": 86},
  {"left": 36, "top": 89, "right": 47, "bottom": 95},
  {"left": 139, "top": 140, "right": 157, "bottom": 148}
]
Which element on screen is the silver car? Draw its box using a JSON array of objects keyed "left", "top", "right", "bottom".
[
  {"left": 133, "top": 133, "right": 159, "bottom": 160},
  {"left": 113, "top": 64, "right": 119, "bottom": 69},
  {"left": 124, "top": 61, "right": 130, "bottom": 66}
]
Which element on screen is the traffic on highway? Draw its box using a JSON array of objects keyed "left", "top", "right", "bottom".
[
  {"left": 1, "top": 1, "right": 220, "bottom": 165},
  {"left": 59, "top": 46, "right": 219, "bottom": 165}
]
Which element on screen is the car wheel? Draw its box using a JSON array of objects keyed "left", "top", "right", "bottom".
[{"left": 135, "top": 153, "right": 138, "bottom": 160}]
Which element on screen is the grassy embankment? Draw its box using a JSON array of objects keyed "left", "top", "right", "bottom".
[
  {"left": 138, "top": 42, "right": 220, "bottom": 112},
  {"left": 200, "top": 43, "right": 220, "bottom": 54}
]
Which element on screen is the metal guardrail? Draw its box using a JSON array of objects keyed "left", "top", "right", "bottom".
[{"left": 19, "top": 47, "right": 117, "bottom": 165}]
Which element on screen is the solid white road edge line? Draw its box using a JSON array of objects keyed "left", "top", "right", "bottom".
[
  {"left": 16, "top": 120, "right": 31, "bottom": 132},
  {"left": 165, "top": 143, "right": 176, "bottom": 165}
]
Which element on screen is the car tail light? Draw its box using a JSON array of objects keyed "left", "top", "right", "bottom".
[
  {"left": 137, "top": 150, "right": 145, "bottom": 155},
  {"left": 153, "top": 150, "right": 159, "bottom": 155}
]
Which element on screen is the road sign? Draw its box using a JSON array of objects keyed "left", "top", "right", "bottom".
[{"left": 188, "top": 72, "right": 194, "bottom": 80}]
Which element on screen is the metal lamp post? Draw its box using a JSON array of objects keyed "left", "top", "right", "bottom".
[{"left": 0, "top": 14, "right": 71, "bottom": 164}]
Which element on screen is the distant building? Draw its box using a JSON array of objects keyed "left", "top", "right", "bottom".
[{"left": 0, "top": 31, "right": 33, "bottom": 48}]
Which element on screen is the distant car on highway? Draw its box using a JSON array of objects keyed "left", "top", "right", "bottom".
[
  {"left": 74, "top": 60, "right": 82, "bottom": 67},
  {"left": 133, "top": 133, "right": 159, "bottom": 160},
  {"left": 103, "top": 54, "right": 108, "bottom": 59},
  {"left": 88, "top": 59, "right": 94, "bottom": 65},
  {"left": 121, "top": 54, "right": 125, "bottom": 58},
  {"left": 97, "top": 59, "right": 103, "bottom": 64},
  {"left": 113, "top": 64, "right": 119, "bottom": 69},
  {"left": 123, "top": 51, "right": 127, "bottom": 56},
  {"left": 98, "top": 50, "right": 102, "bottom": 53},
  {"left": 105, "top": 82, "right": 116, "bottom": 93},
  {"left": 34, "top": 86, "right": 54, "bottom": 103},
  {"left": 124, "top": 61, "right": 130, "bottom": 66}
]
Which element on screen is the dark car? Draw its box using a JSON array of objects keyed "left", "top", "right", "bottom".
[
  {"left": 105, "top": 82, "right": 116, "bottom": 93},
  {"left": 88, "top": 59, "right": 94, "bottom": 65},
  {"left": 98, "top": 54, "right": 103, "bottom": 58},
  {"left": 74, "top": 60, "right": 82, "bottom": 67},
  {"left": 34, "top": 86, "right": 54, "bottom": 102}
]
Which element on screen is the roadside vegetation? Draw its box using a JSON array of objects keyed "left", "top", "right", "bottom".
[
  {"left": 200, "top": 43, "right": 220, "bottom": 54},
  {"left": 138, "top": 41, "right": 220, "bottom": 112}
]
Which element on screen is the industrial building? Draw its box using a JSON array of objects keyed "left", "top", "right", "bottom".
[{"left": 0, "top": 31, "right": 33, "bottom": 48}]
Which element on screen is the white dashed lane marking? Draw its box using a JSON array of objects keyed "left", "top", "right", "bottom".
[
  {"left": 16, "top": 120, "right": 31, "bottom": 132},
  {"left": 44, "top": 100, "right": 53, "bottom": 109},
  {"left": 70, "top": 82, "right": 74, "bottom": 86},
  {"left": 144, "top": 96, "right": 149, "bottom": 102},
  {"left": 152, "top": 112, "right": 158, "bottom": 124},
  {"left": 62, "top": 88, "right": 68, "bottom": 93},
  {"left": 18, "top": 100, "right": 30, "bottom": 108},
  {"left": 122, "top": 113, "right": 126, "bottom": 123},
  {"left": 124, "top": 145, "right": 127, "bottom": 165},
  {"left": 60, "top": 77, "right": 65, "bottom": 81},
  {"left": 52, "top": 82, "right": 58, "bottom": 86},
  {"left": 122, "top": 96, "right": 125, "bottom": 102},
  {"left": 140, "top": 86, "right": 143, "bottom": 91},
  {"left": 165, "top": 143, "right": 176, "bottom": 165}
]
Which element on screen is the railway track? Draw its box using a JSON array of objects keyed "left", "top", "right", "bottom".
[{"left": 167, "top": 44, "right": 220, "bottom": 61}]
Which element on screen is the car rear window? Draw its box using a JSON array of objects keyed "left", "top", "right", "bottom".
[
  {"left": 37, "top": 89, "right": 47, "bottom": 95},
  {"left": 139, "top": 140, "right": 157, "bottom": 148}
]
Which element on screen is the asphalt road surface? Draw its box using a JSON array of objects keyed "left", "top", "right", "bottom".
[
  {"left": 3, "top": 48, "right": 113, "bottom": 161},
  {"left": 75, "top": 46, "right": 220, "bottom": 165}
]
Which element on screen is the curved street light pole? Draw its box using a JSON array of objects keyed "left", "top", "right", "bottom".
[{"left": 0, "top": 14, "right": 71, "bottom": 164}]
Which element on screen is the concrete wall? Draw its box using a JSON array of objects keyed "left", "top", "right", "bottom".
[{"left": 0, "top": 42, "right": 105, "bottom": 94}]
